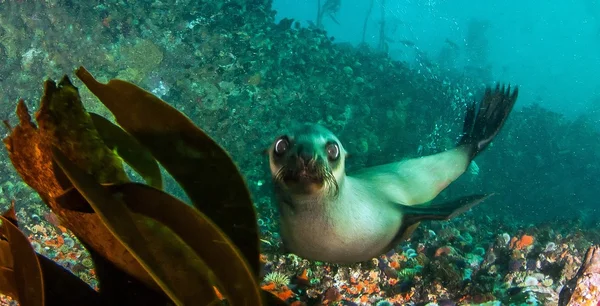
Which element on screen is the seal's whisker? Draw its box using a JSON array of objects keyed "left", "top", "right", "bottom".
[
  {"left": 307, "top": 158, "right": 317, "bottom": 169},
  {"left": 274, "top": 166, "right": 287, "bottom": 184},
  {"left": 322, "top": 168, "right": 339, "bottom": 198}
]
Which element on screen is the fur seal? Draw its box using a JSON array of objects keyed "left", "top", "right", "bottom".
[{"left": 268, "top": 84, "right": 518, "bottom": 263}]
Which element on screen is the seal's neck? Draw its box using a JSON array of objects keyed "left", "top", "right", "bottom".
[
  {"left": 277, "top": 191, "right": 327, "bottom": 214},
  {"left": 274, "top": 171, "right": 346, "bottom": 216},
  {"left": 276, "top": 178, "right": 345, "bottom": 215}
]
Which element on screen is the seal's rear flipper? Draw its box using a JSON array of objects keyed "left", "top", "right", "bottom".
[
  {"left": 401, "top": 194, "right": 492, "bottom": 222},
  {"left": 385, "top": 85, "right": 517, "bottom": 206},
  {"left": 458, "top": 84, "right": 518, "bottom": 160},
  {"left": 388, "top": 194, "right": 492, "bottom": 247}
]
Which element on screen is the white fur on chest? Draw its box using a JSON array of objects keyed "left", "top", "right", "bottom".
[{"left": 279, "top": 177, "right": 402, "bottom": 263}]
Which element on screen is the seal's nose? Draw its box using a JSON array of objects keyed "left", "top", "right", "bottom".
[{"left": 297, "top": 145, "right": 314, "bottom": 163}]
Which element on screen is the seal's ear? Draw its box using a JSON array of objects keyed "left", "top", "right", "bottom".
[{"left": 345, "top": 152, "right": 352, "bottom": 159}]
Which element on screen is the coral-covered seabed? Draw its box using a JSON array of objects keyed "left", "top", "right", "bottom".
[
  {"left": 1, "top": 0, "right": 600, "bottom": 305},
  {"left": 0, "top": 186, "right": 597, "bottom": 305}
]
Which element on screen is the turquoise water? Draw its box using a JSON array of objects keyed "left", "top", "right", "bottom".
[
  {"left": 270, "top": 0, "right": 600, "bottom": 225},
  {"left": 0, "top": 0, "right": 599, "bottom": 305}
]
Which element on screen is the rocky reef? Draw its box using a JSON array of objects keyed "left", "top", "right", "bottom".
[{"left": 0, "top": 0, "right": 599, "bottom": 305}]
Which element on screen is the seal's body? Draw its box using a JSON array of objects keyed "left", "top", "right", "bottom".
[
  {"left": 279, "top": 173, "right": 403, "bottom": 263},
  {"left": 269, "top": 85, "right": 518, "bottom": 263}
]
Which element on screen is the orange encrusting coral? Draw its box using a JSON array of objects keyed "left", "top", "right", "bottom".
[
  {"left": 340, "top": 278, "right": 383, "bottom": 304},
  {"left": 297, "top": 269, "right": 309, "bottom": 282},
  {"left": 510, "top": 234, "right": 535, "bottom": 250},
  {"left": 277, "top": 288, "right": 294, "bottom": 301},
  {"left": 261, "top": 282, "right": 296, "bottom": 301},
  {"left": 261, "top": 282, "right": 276, "bottom": 291}
]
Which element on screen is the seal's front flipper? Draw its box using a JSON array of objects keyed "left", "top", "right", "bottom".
[
  {"left": 458, "top": 84, "right": 518, "bottom": 160},
  {"left": 401, "top": 194, "right": 491, "bottom": 222}
]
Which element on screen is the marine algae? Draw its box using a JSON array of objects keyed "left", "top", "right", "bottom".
[{"left": 0, "top": 67, "right": 285, "bottom": 305}]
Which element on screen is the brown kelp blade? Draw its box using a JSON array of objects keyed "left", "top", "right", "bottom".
[
  {"left": 0, "top": 210, "right": 100, "bottom": 305},
  {"left": 5, "top": 93, "right": 154, "bottom": 291},
  {"left": 0, "top": 215, "right": 44, "bottom": 306},
  {"left": 78, "top": 240, "right": 171, "bottom": 305},
  {"left": 75, "top": 66, "right": 260, "bottom": 276},
  {"left": 89, "top": 112, "right": 163, "bottom": 189},
  {"left": 36, "top": 254, "right": 102, "bottom": 305},
  {"left": 58, "top": 182, "right": 263, "bottom": 305},
  {"left": 52, "top": 146, "right": 220, "bottom": 305},
  {"left": 0, "top": 240, "right": 17, "bottom": 300}
]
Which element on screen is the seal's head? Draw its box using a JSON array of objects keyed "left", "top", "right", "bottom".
[{"left": 268, "top": 124, "right": 346, "bottom": 197}]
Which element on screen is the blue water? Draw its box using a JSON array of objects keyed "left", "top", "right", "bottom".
[{"left": 274, "top": 0, "right": 600, "bottom": 118}]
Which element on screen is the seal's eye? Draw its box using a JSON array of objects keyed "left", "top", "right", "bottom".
[
  {"left": 326, "top": 142, "right": 340, "bottom": 161},
  {"left": 274, "top": 137, "right": 290, "bottom": 156}
]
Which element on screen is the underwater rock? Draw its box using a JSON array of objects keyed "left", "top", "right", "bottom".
[{"left": 558, "top": 245, "right": 600, "bottom": 305}]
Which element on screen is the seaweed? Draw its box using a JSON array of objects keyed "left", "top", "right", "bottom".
[
  {"left": 0, "top": 213, "right": 44, "bottom": 305},
  {"left": 0, "top": 67, "right": 285, "bottom": 305}
]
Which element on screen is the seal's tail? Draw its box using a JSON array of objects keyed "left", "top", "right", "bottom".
[{"left": 458, "top": 84, "right": 519, "bottom": 159}]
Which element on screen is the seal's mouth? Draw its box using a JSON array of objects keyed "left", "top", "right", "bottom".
[{"left": 274, "top": 159, "right": 339, "bottom": 196}]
